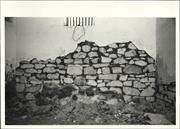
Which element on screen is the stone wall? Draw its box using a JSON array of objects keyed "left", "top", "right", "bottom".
[
  {"left": 156, "top": 82, "right": 175, "bottom": 104},
  {"left": 15, "top": 41, "right": 156, "bottom": 103}
]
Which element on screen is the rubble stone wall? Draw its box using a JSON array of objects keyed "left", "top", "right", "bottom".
[
  {"left": 15, "top": 41, "right": 157, "bottom": 102},
  {"left": 156, "top": 82, "right": 175, "bottom": 104}
]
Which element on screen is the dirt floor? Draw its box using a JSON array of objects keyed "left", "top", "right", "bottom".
[{"left": 5, "top": 97, "right": 175, "bottom": 125}]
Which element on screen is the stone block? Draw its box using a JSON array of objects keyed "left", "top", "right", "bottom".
[
  {"left": 123, "top": 87, "right": 140, "bottom": 96},
  {"left": 123, "top": 81, "right": 132, "bottom": 86},
  {"left": 88, "top": 52, "right": 98, "bottom": 57},
  {"left": 29, "top": 77, "right": 42, "bottom": 85},
  {"left": 99, "top": 47, "right": 106, "bottom": 53},
  {"left": 113, "top": 57, "right": 127, "bottom": 64},
  {"left": 21, "top": 64, "right": 34, "bottom": 69},
  {"left": 106, "top": 81, "right": 123, "bottom": 87},
  {"left": 123, "top": 95, "right": 132, "bottom": 102},
  {"left": 101, "top": 56, "right": 112, "bottom": 63},
  {"left": 64, "top": 77, "right": 73, "bottom": 84},
  {"left": 64, "top": 59, "right": 74, "bottom": 63},
  {"left": 43, "top": 67, "right": 56, "bottom": 73},
  {"left": 73, "top": 52, "right": 86, "bottom": 58},
  {"left": 135, "top": 60, "right": 147, "bottom": 66},
  {"left": 108, "top": 43, "right": 118, "bottom": 48},
  {"left": 26, "top": 85, "right": 41, "bottom": 92},
  {"left": 35, "top": 64, "right": 45, "bottom": 69},
  {"left": 140, "top": 87, "right": 155, "bottom": 96},
  {"left": 97, "top": 82, "right": 106, "bottom": 87},
  {"left": 84, "top": 66, "right": 96, "bottom": 75},
  {"left": 128, "top": 43, "right": 137, "bottom": 49},
  {"left": 46, "top": 64, "right": 56, "bottom": 67},
  {"left": 25, "top": 68, "right": 37, "bottom": 73},
  {"left": 143, "top": 64, "right": 156, "bottom": 72},
  {"left": 117, "top": 48, "right": 126, "bottom": 54},
  {"left": 74, "top": 76, "right": 86, "bottom": 86},
  {"left": 112, "top": 67, "right": 122, "bottom": 73},
  {"left": 87, "top": 80, "right": 97, "bottom": 86},
  {"left": 134, "top": 81, "right": 146, "bottom": 89},
  {"left": 99, "top": 87, "right": 108, "bottom": 92},
  {"left": 109, "top": 54, "right": 117, "bottom": 58},
  {"left": 119, "top": 75, "right": 128, "bottom": 81},
  {"left": 99, "top": 74, "right": 117, "bottom": 80},
  {"left": 91, "top": 58, "right": 99, "bottom": 64},
  {"left": 19, "top": 76, "right": 27, "bottom": 83},
  {"left": 67, "top": 65, "right": 82, "bottom": 75},
  {"left": 55, "top": 58, "right": 61, "bottom": 64},
  {"left": 123, "top": 65, "right": 142, "bottom": 74},
  {"left": 93, "top": 64, "right": 109, "bottom": 68},
  {"left": 125, "top": 50, "right": 137, "bottom": 57},
  {"left": 82, "top": 45, "right": 91, "bottom": 52},
  {"left": 47, "top": 73, "right": 59, "bottom": 79},
  {"left": 86, "top": 75, "right": 97, "bottom": 79},
  {"left": 102, "top": 67, "right": 110, "bottom": 74},
  {"left": 109, "top": 87, "right": 122, "bottom": 94}
]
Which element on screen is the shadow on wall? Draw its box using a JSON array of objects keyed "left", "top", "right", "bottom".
[{"left": 156, "top": 18, "right": 176, "bottom": 84}]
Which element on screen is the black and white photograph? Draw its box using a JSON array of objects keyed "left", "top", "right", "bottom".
[
  {"left": 4, "top": 17, "right": 176, "bottom": 125},
  {"left": 1, "top": 1, "right": 179, "bottom": 129}
]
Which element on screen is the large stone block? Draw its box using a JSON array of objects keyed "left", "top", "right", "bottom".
[
  {"left": 21, "top": 64, "right": 34, "bottom": 69},
  {"left": 134, "top": 81, "right": 146, "bottom": 89},
  {"left": 102, "top": 67, "right": 110, "bottom": 74},
  {"left": 47, "top": 73, "right": 59, "bottom": 79},
  {"left": 67, "top": 65, "right": 82, "bottom": 75},
  {"left": 117, "top": 48, "right": 126, "bottom": 55},
  {"left": 143, "top": 64, "right": 156, "bottom": 72},
  {"left": 99, "top": 74, "right": 117, "bottom": 80},
  {"left": 135, "top": 60, "right": 147, "bottom": 66},
  {"left": 108, "top": 43, "right": 118, "bottom": 48},
  {"left": 101, "top": 56, "right": 112, "bottom": 63},
  {"left": 25, "top": 68, "right": 37, "bottom": 73},
  {"left": 35, "top": 64, "right": 45, "bottom": 69},
  {"left": 43, "top": 67, "right": 56, "bottom": 73},
  {"left": 123, "top": 81, "right": 132, "bottom": 86},
  {"left": 140, "top": 87, "right": 155, "bottom": 96},
  {"left": 87, "top": 80, "right": 97, "bottom": 86},
  {"left": 73, "top": 52, "right": 86, "bottom": 58},
  {"left": 64, "top": 77, "right": 73, "bottom": 84},
  {"left": 88, "top": 52, "right": 98, "bottom": 57},
  {"left": 112, "top": 67, "right": 122, "bottom": 73},
  {"left": 109, "top": 87, "right": 122, "bottom": 94},
  {"left": 123, "top": 65, "right": 142, "bottom": 74},
  {"left": 113, "top": 57, "right": 127, "bottom": 64},
  {"left": 123, "top": 87, "right": 140, "bottom": 96},
  {"left": 82, "top": 45, "right": 91, "bottom": 52},
  {"left": 106, "top": 81, "right": 123, "bottom": 87},
  {"left": 125, "top": 50, "right": 137, "bottom": 57},
  {"left": 84, "top": 67, "right": 96, "bottom": 75},
  {"left": 64, "top": 58, "right": 74, "bottom": 63},
  {"left": 74, "top": 76, "right": 86, "bottom": 86},
  {"left": 119, "top": 75, "right": 128, "bottom": 81}
]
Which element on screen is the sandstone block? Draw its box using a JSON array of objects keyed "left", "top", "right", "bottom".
[
  {"left": 67, "top": 65, "right": 82, "bottom": 75},
  {"left": 31, "top": 58, "right": 39, "bottom": 64},
  {"left": 123, "top": 81, "right": 132, "bottom": 86},
  {"left": 43, "top": 67, "right": 56, "bottom": 73},
  {"left": 123, "top": 65, "right": 142, "bottom": 74},
  {"left": 93, "top": 64, "right": 109, "bottom": 68},
  {"left": 88, "top": 52, "right": 98, "bottom": 57},
  {"left": 107, "top": 81, "right": 123, "bottom": 87},
  {"left": 112, "top": 67, "right": 122, "bottom": 73},
  {"left": 113, "top": 57, "right": 127, "bottom": 64},
  {"left": 29, "top": 77, "right": 42, "bottom": 85},
  {"left": 102, "top": 67, "right": 110, "bottom": 74},
  {"left": 64, "top": 59, "right": 73, "bottom": 63},
  {"left": 35, "top": 64, "right": 45, "bottom": 69},
  {"left": 82, "top": 45, "right": 91, "bottom": 52},
  {"left": 84, "top": 58, "right": 90, "bottom": 64},
  {"left": 55, "top": 58, "right": 61, "bottom": 64},
  {"left": 84, "top": 66, "right": 96, "bottom": 75},
  {"left": 25, "top": 68, "right": 37, "bottom": 73},
  {"left": 134, "top": 81, "right": 146, "bottom": 89},
  {"left": 109, "top": 87, "right": 122, "bottom": 94},
  {"left": 123, "top": 87, "right": 140, "bottom": 96},
  {"left": 125, "top": 50, "right": 137, "bottom": 57},
  {"left": 47, "top": 73, "right": 59, "bottom": 79},
  {"left": 64, "top": 78, "right": 73, "bottom": 84},
  {"left": 87, "top": 80, "right": 97, "bottom": 86},
  {"left": 99, "top": 47, "right": 106, "bottom": 53},
  {"left": 97, "top": 82, "right": 106, "bottom": 87},
  {"left": 109, "top": 54, "right": 117, "bottom": 58},
  {"left": 101, "top": 56, "right": 112, "bottom": 63},
  {"left": 86, "top": 75, "right": 97, "bottom": 80},
  {"left": 108, "top": 43, "right": 118, "bottom": 48},
  {"left": 140, "top": 87, "right": 155, "bottom": 96},
  {"left": 73, "top": 52, "right": 86, "bottom": 58},
  {"left": 74, "top": 76, "right": 86, "bottom": 86},
  {"left": 99, "top": 87, "right": 108, "bottom": 92},
  {"left": 117, "top": 48, "right": 126, "bottom": 54},
  {"left": 91, "top": 58, "right": 99, "bottom": 64},
  {"left": 99, "top": 74, "right": 117, "bottom": 80},
  {"left": 143, "top": 64, "right": 156, "bottom": 72},
  {"left": 119, "top": 75, "right": 128, "bottom": 81},
  {"left": 21, "top": 64, "right": 34, "bottom": 69},
  {"left": 135, "top": 60, "right": 147, "bottom": 66}
]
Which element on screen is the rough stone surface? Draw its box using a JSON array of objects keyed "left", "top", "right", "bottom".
[
  {"left": 112, "top": 67, "right": 122, "bottom": 73},
  {"left": 47, "top": 73, "right": 59, "bottom": 79},
  {"left": 134, "top": 81, "right": 146, "bottom": 89},
  {"left": 99, "top": 74, "right": 117, "bottom": 80},
  {"left": 84, "top": 67, "right": 96, "bottom": 75},
  {"left": 101, "top": 56, "right": 112, "bottom": 63},
  {"left": 140, "top": 87, "right": 155, "bottom": 96},
  {"left": 123, "top": 65, "right": 142, "bottom": 74},
  {"left": 119, "top": 75, "right": 128, "bottom": 81},
  {"left": 82, "top": 45, "right": 91, "bottom": 52},
  {"left": 113, "top": 57, "right": 127, "bottom": 64},
  {"left": 73, "top": 52, "right": 86, "bottom": 58},
  {"left": 107, "top": 81, "right": 123, "bottom": 87},
  {"left": 135, "top": 60, "right": 147, "bottom": 66},
  {"left": 102, "top": 67, "right": 110, "bottom": 74},
  {"left": 64, "top": 78, "right": 73, "bottom": 84},
  {"left": 87, "top": 80, "right": 97, "bottom": 86},
  {"left": 67, "top": 65, "right": 82, "bottom": 75},
  {"left": 125, "top": 50, "right": 137, "bottom": 57},
  {"left": 123, "top": 81, "right": 132, "bottom": 86},
  {"left": 123, "top": 87, "right": 140, "bottom": 96},
  {"left": 74, "top": 76, "right": 86, "bottom": 86}
]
